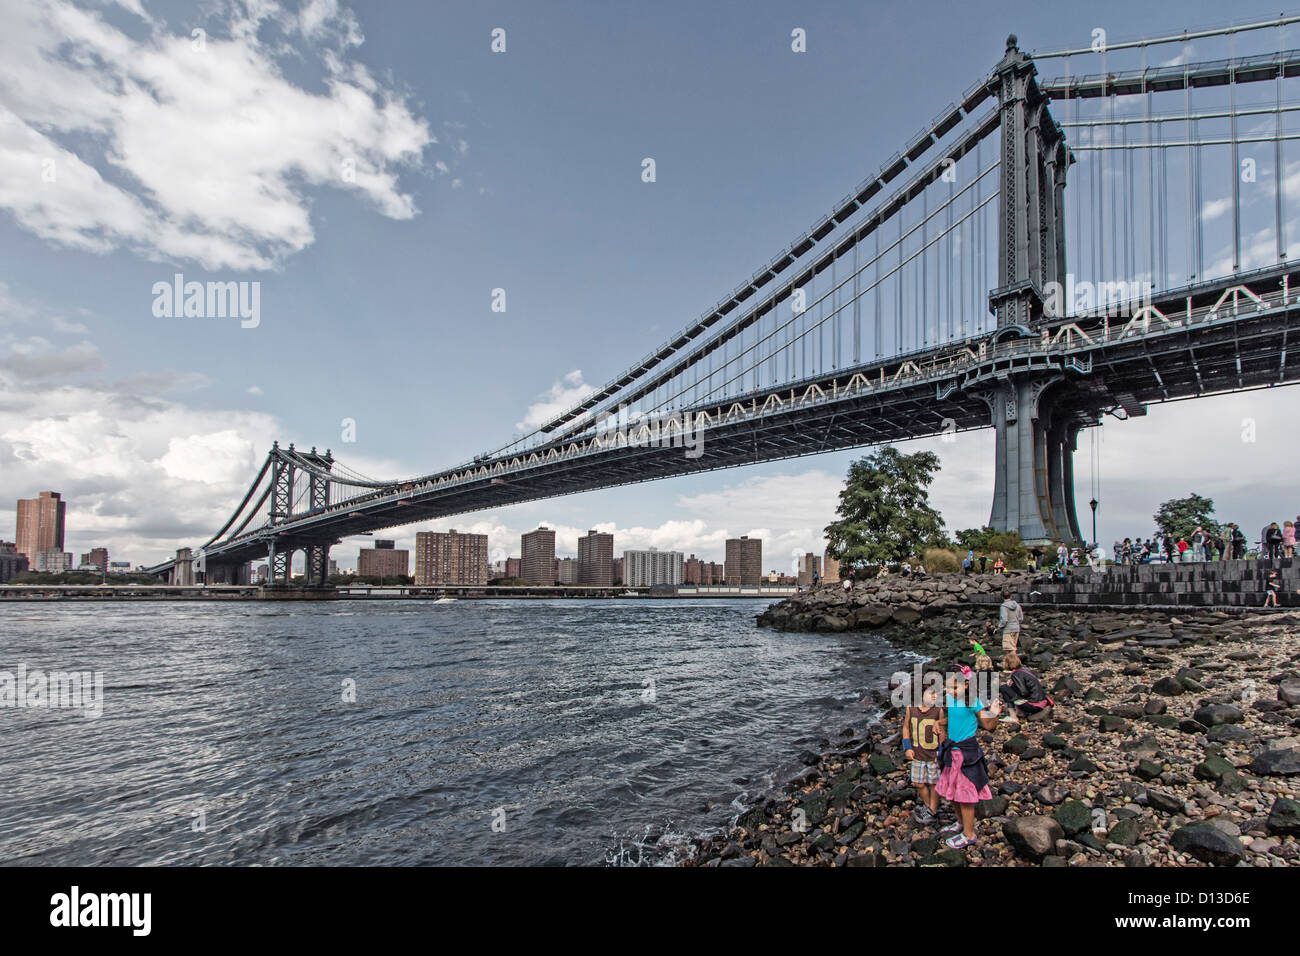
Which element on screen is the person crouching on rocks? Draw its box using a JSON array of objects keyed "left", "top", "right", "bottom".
[
  {"left": 996, "top": 652, "right": 1053, "bottom": 726},
  {"left": 937, "top": 667, "right": 1000, "bottom": 850},
  {"left": 902, "top": 677, "right": 945, "bottom": 826}
]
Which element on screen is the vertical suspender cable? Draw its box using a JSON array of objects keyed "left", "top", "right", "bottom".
[
  {"left": 1277, "top": 23, "right": 1287, "bottom": 261},
  {"left": 1185, "top": 56, "right": 1195, "bottom": 280},
  {"left": 921, "top": 187, "right": 929, "bottom": 347},
  {"left": 1230, "top": 32, "right": 1241, "bottom": 273}
]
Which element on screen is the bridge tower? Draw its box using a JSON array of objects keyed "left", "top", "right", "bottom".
[
  {"left": 302, "top": 447, "right": 333, "bottom": 586},
  {"left": 267, "top": 441, "right": 296, "bottom": 584},
  {"left": 983, "top": 36, "right": 1084, "bottom": 547}
]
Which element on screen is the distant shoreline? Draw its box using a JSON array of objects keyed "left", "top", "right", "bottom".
[{"left": 0, "top": 584, "right": 796, "bottom": 602}]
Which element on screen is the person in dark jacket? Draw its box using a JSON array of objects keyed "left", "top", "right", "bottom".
[
  {"left": 997, "top": 653, "right": 1053, "bottom": 723},
  {"left": 1231, "top": 525, "right": 1247, "bottom": 560},
  {"left": 1266, "top": 523, "right": 1284, "bottom": 561}
]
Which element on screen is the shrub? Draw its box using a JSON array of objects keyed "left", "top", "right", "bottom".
[{"left": 923, "top": 548, "right": 961, "bottom": 573}]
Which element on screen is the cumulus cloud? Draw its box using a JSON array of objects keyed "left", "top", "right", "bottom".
[
  {"left": 515, "top": 369, "right": 597, "bottom": 431},
  {"left": 0, "top": 0, "right": 434, "bottom": 270}
]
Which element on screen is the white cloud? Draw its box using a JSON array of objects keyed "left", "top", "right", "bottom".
[
  {"left": 0, "top": 0, "right": 434, "bottom": 270},
  {"left": 515, "top": 369, "right": 597, "bottom": 431}
]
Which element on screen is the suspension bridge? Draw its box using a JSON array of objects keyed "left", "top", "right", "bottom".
[{"left": 151, "top": 19, "right": 1300, "bottom": 585}]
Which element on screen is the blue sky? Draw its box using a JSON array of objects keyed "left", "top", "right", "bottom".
[{"left": 2, "top": 0, "right": 1298, "bottom": 572}]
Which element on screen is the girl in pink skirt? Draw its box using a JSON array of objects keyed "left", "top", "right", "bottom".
[{"left": 936, "top": 667, "right": 1002, "bottom": 849}]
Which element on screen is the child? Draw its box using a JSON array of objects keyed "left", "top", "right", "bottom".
[
  {"left": 936, "top": 667, "right": 1001, "bottom": 849},
  {"left": 902, "top": 677, "right": 945, "bottom": 825},
  {"left": 992, "top": 556, "right": 1005, "bottom": 574},
  {"left": 968, "top": 636, "right": 994, "bottom": 673},
  {"left": 1265, "top": 569, "right": 1282, "bottom": 607},
  {"left": 997, "top": 652, "right": 1053, "bottom": 725}
]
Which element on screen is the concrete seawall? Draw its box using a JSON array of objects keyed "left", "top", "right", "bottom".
[{"left": 979, "top": 559, "right": 1300, "bottom": 608}]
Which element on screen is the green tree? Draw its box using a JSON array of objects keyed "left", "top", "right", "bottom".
[
  {"left": 1153, "top": 494, "right": 1220, "bottom": 540},
  {"left": 953, "top": 526, "right": 1027, "bottom": 568},
  {"left": 824, "top": 447, "right": 946, "bottom": 567}
]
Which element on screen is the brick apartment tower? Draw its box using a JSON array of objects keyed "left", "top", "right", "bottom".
[
  {"left": 358, "top": 539, "right": 409, "bottom": 579},
  {"left": 15, "top": 491, "right": 65, "bottom": 566},
  {"left": 521, "top": 526, "right": 556, "bottom": 585},
  {"left": 577, "top": 529, "right": 614, "bottom": 586},
  {"left": 725, "top": 535, "right": 762, "bottom": 586},
  {"left": 414, "top": 530, "right": 489, "bottom": 586}
]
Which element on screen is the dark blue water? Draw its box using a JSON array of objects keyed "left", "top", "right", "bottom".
[{"left": 0, "top": 599, "right": 909, "bottom": 865}]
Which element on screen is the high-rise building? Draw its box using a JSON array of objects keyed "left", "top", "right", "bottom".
[
  {"left": 79, "top": 547, "right": 109, "bottom": 571},
  {"left": 623, "top": 548, "right": 684, "bottom": 587},
  {"left": 823, "top": 551, "right": 841, "bottom": 583},
  {"left": 15, "top": 491, "right": 66, "bottom": 566},
  {"left": 0, "top": 541, "right": 29, "bottom": 584},
  {"left": 505, "top": 557, "right": 522, "bottom": 579},
  {"left": 556, "top": 557, "right": 578, "bottom": 584},
  {"left": 36, "top": 551, "right": 73, "bottom": 573},
  {"left": 684, "top": 554, "right": 727, "bottom": 585},
  {"left": 577, "top": 529, "right": 614, "bottom": 586},
  {"left": 358, "top": 539, "right": 409, "bottom": 579},
  {"left": 725, "top": 535, "right": 763, "bottom": 586},
  {"left": 612, "top": 556, "right": 623, "bottom": 584},
  {"left": 521, "top": 527, "right": 556, "bottom": 585},
  {"left": 797, "top": 552, "right": 822, "bottom": 587},
  {"left": 415, "top": 529, "right": 489, "bottom": 586}
]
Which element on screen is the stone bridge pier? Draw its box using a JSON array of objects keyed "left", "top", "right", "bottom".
[{"left": 978, "top": 376, "right": 1091, "bottom": 547}]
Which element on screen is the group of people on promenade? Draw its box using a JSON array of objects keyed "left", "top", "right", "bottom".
[
  {"left": 900, "top": 589, "right": 1052, "bottom": 850},
  {"left": 1113, "top": 517, "right": 1300, "bottom": 565}
]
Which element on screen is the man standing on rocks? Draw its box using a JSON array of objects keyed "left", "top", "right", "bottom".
[{"left": 998, "top": 589, "right": 1024, "bottom": 655}]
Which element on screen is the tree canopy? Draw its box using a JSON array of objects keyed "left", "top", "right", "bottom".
[
  {"left": 824, "top": 446, "right": 946, "bottom": 567},
  {"left": 1153, "top": 493, "right": 1221, "bottom": 540},
  {"left": 954, "top": 526, "right": 1028, "bottom": 567}
]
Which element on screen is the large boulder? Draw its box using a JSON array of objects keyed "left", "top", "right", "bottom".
[
  {"left": 1250, "top": 748, "right": 1300, "bottom": 776},
  {"left": 1151, "top": 676, "right": 1186, "bottom": 697},
  {"left": 1053, "top": 800, "right": 1092, "bottom": 837},
  {"left": 1278, "top": 679, "right": 1300, "bottom": 706},
  {"left": 1003, "top": 816, "right": 1064, "bottom": 862},
  {"left": 1146, "top": 790, "right": 1186, "bottom": 814},
  {"left": 1170, "top": 824, "right": 1247, "bottom": 867},
  {"left": 1266, "top": 797, "right": 1300, "bottom": 836},
  {"left": 1193, "top": 704, "right": 1244, "bottom": 727}
]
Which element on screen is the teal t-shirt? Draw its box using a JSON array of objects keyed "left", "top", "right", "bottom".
[{"left": 944, "top": 695, "right": 984, "bottom": 742}]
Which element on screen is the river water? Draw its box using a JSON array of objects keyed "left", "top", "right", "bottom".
[{"left": 0, "top": 598, "right": 911, "bottom": 866}]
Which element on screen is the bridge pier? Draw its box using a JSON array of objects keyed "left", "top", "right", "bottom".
[{"left": 982, "top": 378, "right": 1088, "bottom": 548}]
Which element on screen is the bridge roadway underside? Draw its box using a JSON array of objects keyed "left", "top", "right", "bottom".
[{"left": 200, "top": 281, "right": 1300, "bottom": 567}]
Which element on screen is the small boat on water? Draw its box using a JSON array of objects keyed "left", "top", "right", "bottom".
[
  {"left": 433, "top": 597, "right": 457, "bottom": 604},
  {"left": 621, "top": 590, "right": 638, "bottom": 597}
]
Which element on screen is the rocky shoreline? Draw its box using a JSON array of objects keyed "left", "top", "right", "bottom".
[{"left": 683, "top": 573, "right": 1300, "bottom": 867}]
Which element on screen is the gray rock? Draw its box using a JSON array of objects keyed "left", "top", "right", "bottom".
[
  {"left": 1250, "top": 748, "right": 1300, "bottom": 776},
  {"left": 1146, "top": 789, "right": 1186, "bottom": 814},
  {"left": 1265, "top": 797, "right": 1300, "bottom": 836},
  {"left": 1170, "top": 824, "right": 1247, "bottom": 867},
  {"left": 1003, "top": 816, "right": 1065, "bottom": 861},
  {"left": 1193, "top": 704, "right": 1244, "bottom": 726}
]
